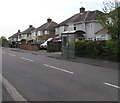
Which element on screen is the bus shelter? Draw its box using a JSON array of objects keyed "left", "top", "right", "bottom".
[{"left": 61, "top": 30, "right": 85, "bottom": 58}]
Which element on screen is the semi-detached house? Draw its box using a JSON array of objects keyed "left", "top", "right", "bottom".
[
  {"left": 20, "top": 25, "right": 36, "bottom": 42},
  {"left": 8, "top": 30, "right": 21, "bottom": 42},
  {"left": 8, "top": 25, "right": 36, "bottom": 42},
  {"left": 55, "top": 7, "right": 110, "bottom": 41},
  {"left": 31, "top": 18, "right": 58, "bottom": 43}
]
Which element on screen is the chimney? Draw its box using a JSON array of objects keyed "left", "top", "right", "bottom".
[
  {"left": 18, "top": 30, "right": 20, "bottom": 33},
  {"left": 47, "top": 18, "right": 52, "bottom": 23},
  {"left": 80, "top": 7, "right": 85, "bottom": 13},
  {"left": 29, "top": 25, "right": 33, "bottom": 28}
]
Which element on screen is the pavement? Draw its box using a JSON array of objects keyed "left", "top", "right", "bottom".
[
  {"left": 2, "top": 85, "right": 14, "bottom": 101},
  {"left": 7, "top": 47, "right": 118, "bottom": 70}
]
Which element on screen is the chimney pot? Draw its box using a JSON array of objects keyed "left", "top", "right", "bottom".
[
  {"left": 47, "top": 18, "right": 52, "bottom": 23},
  {"left": 80, "top": 7, "right": 85, "bottom": 13},
  {"left": 18, "top": 30, "right": 20, "bottom": 32},
  {"left": 29, "top": 25, "right": 33, "bottom": 28}
]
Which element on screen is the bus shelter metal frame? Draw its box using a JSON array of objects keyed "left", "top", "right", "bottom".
[
  {"left": 61, "top": 30, "right": 86, "bottom": 58},
  {"left": 61, "top": 31, "right": 76, "bottom": 59}
]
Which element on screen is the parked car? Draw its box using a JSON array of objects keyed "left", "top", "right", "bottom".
[{"left": 40, "top": 38, "right": 53, "bottom": 49}]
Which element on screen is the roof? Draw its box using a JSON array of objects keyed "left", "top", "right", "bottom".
[
  {"left": 21, "top": 26, "right": 35, "bottom": 34},
  {"left": 8, "top": 30, "right": 21, "bottom": 39},
  {"left": 95, "top": 27, "right": 108, "bottom": 34},
  {"left": 35, "top": 21, "right": 58, "bottom": 32},
  {"left": 57, "top": 10, "right": 104, "bottom": 27}
]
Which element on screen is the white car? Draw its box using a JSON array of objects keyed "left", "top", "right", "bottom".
[{"left": 40, "top": 38, "right": 53, "bottom": 49}]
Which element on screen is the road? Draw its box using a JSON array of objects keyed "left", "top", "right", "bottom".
[{"left": 1, "top": 47, "right": 119, "bottom": 101}]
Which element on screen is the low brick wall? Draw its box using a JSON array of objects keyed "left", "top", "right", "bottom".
[{"left": 20, "top": 45, "right": 39, "bottom": 51}]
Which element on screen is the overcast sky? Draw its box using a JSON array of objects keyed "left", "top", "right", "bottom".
[{"left": 0, "top": 0, "right": 105, "bottom": 38}]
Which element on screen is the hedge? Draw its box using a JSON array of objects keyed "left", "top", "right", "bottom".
[
  {"left": 75, "top": 40, "right": 119, "bottom": 61},
  {"left": 103, "top": 39, "right": 120, "bottom": 61}
]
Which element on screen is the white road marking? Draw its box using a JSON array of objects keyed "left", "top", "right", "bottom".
[
  {"left": 2, "top": 52, "right": 6, "bottom": 54},
  {"left": 0, "top": 74, "right": 28, "bottom": 101},
  {"left": 43, "top": 64, "right": 74, "bottom": 74},
  {"left": 9, "top": 53, "right": 16, "bottom": 57},
  {"left": 20, "top": 57, "right": 34, "bottom": 62},
  {"left": 104, "top": 82, "right": 120, "bottom": 89}
]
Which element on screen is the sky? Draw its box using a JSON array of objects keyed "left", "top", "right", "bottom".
[{"left": 0, "top": 0, "right": 105, "bottom": 39}]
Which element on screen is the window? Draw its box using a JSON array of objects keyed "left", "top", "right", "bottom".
[
  {"left": 89, "top": 24, "right": 92, "bottom": 29},
  {"left": 44, "top": 30, "right": 49, "bottom": 35},
  {"left": 64, "top": 26, "right": 68, "bottom": 31},
  {"left": 88, "top": 38, "right": 93, "bottom": 41},
  {"left": 36, "top": 33, "right": 37, "bottom": 36},
  {"left": 37, "top": 31, "right": 40, "bottom": 36},
  {"left": 74, "top": 24, "right": 76, "bottom": 30},
  {"left": 97, "top": 38, "right": 100, "bottom": 40}
]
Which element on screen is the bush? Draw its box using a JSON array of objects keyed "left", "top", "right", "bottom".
[
  {"left": 85, "top": 41, "right": 95, "bottom": 56},
  {"left": 75, "top": 40, "right": 86, "bottom": 56},
  {"left": 20, "top": 39, "right": 26, "bottom": 44},
  {"left": 75, "top": 39, "right": 119, "bottom": 61},
  {"left": 92, "top": 40, "right": 106, "bottom": 56},
  {"left": 103, "top": 39, "right": 120, "bottom": 61}
]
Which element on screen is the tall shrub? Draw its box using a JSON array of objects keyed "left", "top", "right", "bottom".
[
  {"left": 93, "top": 40, "right": 106, "bottom": 56},
  {"left": 75, "top": 40, "right": 86, "bottom": 56},
  {"left": 85, "top": 41, "right": 99, "bottom": 56},
  {"left": 104, "top": 39, "right": 120, "bottom": 61}
]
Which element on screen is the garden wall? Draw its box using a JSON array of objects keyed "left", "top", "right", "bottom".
[{"left": 20, "top": 45, "right": 39, "bottom": 51}]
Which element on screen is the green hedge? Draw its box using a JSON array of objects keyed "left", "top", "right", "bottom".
[
  {"left": 75, "top": 40, "right": 86, "bottom": 56},
  {"left": 103, "top": 39, "right": 120, "bottom": 61},
  {"left": 20, "top": 39, "right": 26, "bottom": 44},
  {"left": 75, "top": 40, "right": 119, "bottom": 61}
]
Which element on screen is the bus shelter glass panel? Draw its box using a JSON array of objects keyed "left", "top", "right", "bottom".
[
  {"left": 62, "top": 33, "right": 75, "bottom": 58},
  {"left": 68, "top": 34, "right": 75, "bottom": 58},
  {"left": 62, "top": 34, "right": 68, "bottom": 58}
]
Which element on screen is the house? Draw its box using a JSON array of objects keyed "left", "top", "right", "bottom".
[
  {"left": 31, "top": 18, "right": 58, "bottom": 43},
  {"left": 55, "top": 7, "right": 107, "bottom": 41},
  {"left": 95, "top": 27, "right": 111, "bottom": 40},
  {"left": 8, "top": 30, "right": 21, "bottom": 42},
  {"left": 20, "top": 25, "right": 36, "bottom": 42}
]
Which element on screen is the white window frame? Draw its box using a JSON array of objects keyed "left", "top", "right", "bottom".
[
  {"left": 44, "top": 30, "right": 49, "bottom": 35},
  {"left": 89, "top": 24, "right": 92, "bottom": 29}
]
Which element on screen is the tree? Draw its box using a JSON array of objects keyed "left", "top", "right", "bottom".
[
  {"left": 98, "top": 0, "right": 120, "bottom": 39},
  {"left": 0, "top": 36, "right": 8, "bottom": 46}
]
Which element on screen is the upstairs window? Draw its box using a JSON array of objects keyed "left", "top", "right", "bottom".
[
  {"left": 74, "top": 24, "right": 76, "bottom": 30},
  {"left": 89, "top": 24, "right": 92, "bottom": 29},
  {"left": 64, "top": 26, "right": 68, "bottom": 31},
  {"left": 37, "top": 31, "right": 40, "bottom": 36},
  {"left": 44, "top": 30, "right": 49, "bottom": 35}
]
